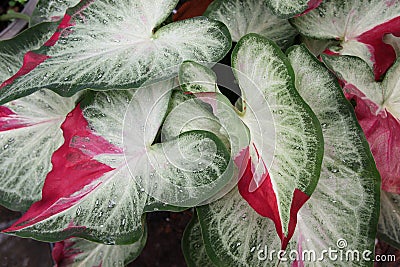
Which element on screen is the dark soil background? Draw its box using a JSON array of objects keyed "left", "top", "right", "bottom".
[
  {"left": 131, "top": 211, "right": 192, "bottom": 267},
  {"left": 0, "top": 206, "right": 53, "bottom": 266},
  {"left": 0, "top": 1, "right": 25, "bottom": 32},
  {"left": 0, "top": 206, "right": 192, "bottom": 266}
]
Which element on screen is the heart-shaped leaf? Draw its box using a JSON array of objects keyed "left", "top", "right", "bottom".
[
  {"left": 204, "top": 0, "right": 297, "bottom": 47},
  {"left": 30, "top": 0, "right": 80, "bottom": 26},
  {"left": 196, "top": 45, "right": 380, "bottom": 266},
  {"left": 0, "top": 90, "right": 79, "bottom": 211},
  {"left": 0, "top": 0, "right": 231, "bottom": 105},
  {"left": 0, "top": 22, "right": 58, "bottom": 83},
  {"left": 322, "top": 54, "right": 400, "bottom": 194},
  {"left": 2, "top": 84, "right": 167, "bottom": 243},
  {"left": 292, "top": 0, "right": 400, "bottom": 80},
  {"left": 4, "top": 78, "right": 231, "bottom": 243},
  {"left": 232, "top": 34, "right": 323, "bottom": 249},
  {"left": 266, "top": 0, "right": 323, "bottom": 18},
  {"left": 3, "top": 90, "right": 150, "bottom": 244},
  {"left": 378, "top": 191, "right": 400, "bottom": 250},
  {"left": 53, "top": 228, "right": 146, "bottom": 266}
]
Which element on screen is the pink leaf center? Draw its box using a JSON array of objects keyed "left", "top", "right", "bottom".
[
  {"left": 0, "top": 52, "right": 50, "bottom": 89},
  {"left": 344, "top": 85, "right": 400, "bottom": 193},
  {"left": 238, "top": 146, "right": 309, "bottom": 250},
  {"left": 4, "top": 105, "right": 122, "bottom": 232}
]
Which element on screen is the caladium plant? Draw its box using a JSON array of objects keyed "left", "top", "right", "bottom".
[
  {"left": 0, "top": 0, "right": 400, "bottom": 266},
  {"left": 292, "top": 0, "right": 400, "bottom": 80}
]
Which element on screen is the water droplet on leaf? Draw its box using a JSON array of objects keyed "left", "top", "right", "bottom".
[
  {"left": 76, "top": 206, "right": 82, "bottom": 216},
  {"left": 108, "top": 199, "right": 116, "bottom": 208}
]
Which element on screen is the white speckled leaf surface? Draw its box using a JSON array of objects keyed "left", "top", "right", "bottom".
[
  {"left": 30, "top": 0, "right": 80, "bottom": 25},
  {"left": 195, "top": 45, "right": 380, "bottom": 267},
  {"left": 0, "top": 0, "right": 231, "bottom": 105},
  {"left": 0, "top": 90, "right": 79, "bottom": 211},
  {"left": 204, "top": 0, "right": 297, "bottom": 47},
  {"left": 0, "top": 22, "right": 58, "bottom": 83},
  {"left": 232, "top": 34, "right": 323, "bottom": 239},
  {"left": 53, "top": 229, "right": 146, "bottom": 267},
  {"left": 378, "top": 191, "right": 400, "bottom": 249}
]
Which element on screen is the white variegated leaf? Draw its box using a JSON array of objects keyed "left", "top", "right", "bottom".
[
  {"left": 323, "top": 55, "right": 400, "bottom": 119},
  {"left": 30, "top": 0, "right": 80, "bottom": 25},
  {"left": 0, "top": 90, "right": 79, "bottom": 211},
  {"left": 300, "top": 36, "right": 338, "bottom": 56},
  {"left": 322, "top": 55, "right": 381, "bottom": 102},
  {"left": 123, "top": 84, "right": 232, "bottom": 207},
  {"left": 0, "top": 22, "right": 58, "bottom": 83},
  {"left": 292, "top": 0, "right": 400, "bottom": 79},
  {"left": 266, "top": 0, "right": 322, "bottom": 18},
  {"left": 53, "top": 229, "right": 146, "bottom": 267},
  {"left": 179, "top": 61, "right": 218, "bottom": 93},
  {"left": 204, "top": 0, "right": 297, "bottom": 47},
  {"left": 4, "top": 79, "right": 230, "bottom": 243},
  {"left": 3, "top": 82, "right": 175, "bottom": 244},
  {"left": 0, "top": 0, "right": 231, "bottom": 105},
  {"left": 287, "top": 45, "right": 380, "bottom": 266},
  {"left": 182, "top": 213, "right": 215, "bottom": 267},
  {"left": 378, "top": 191, "right": 400, "bottom": 249},
  {"left": 196, "top": 45, "right": 380, "bottom": 267},
  {"left": 232, "top": 34, "right": 323, "bottom": 244},
  {"left": 163, "top": 89, "right": 250, "bottom": 204},
  {"left": 197, "top": 188, "right": 282, "bottom": 267},
  {"left": 322, "top": 55, "right": 400, "bottom": 194},
  {"left": 293, "top": 0, "right": 400, "bottom": 40}
]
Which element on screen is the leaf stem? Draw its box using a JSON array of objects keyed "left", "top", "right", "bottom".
[{"left": 0, "top": 10, "right": 30, "bottom": 22}]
